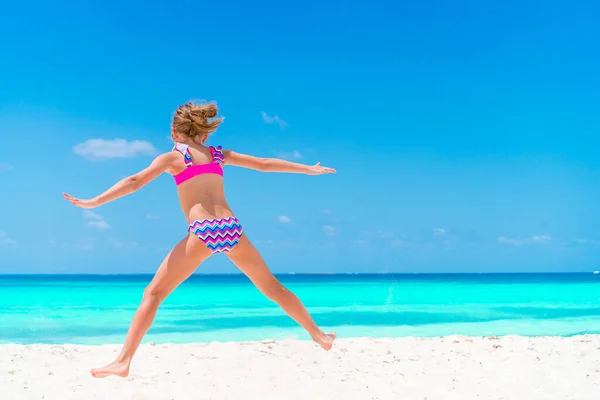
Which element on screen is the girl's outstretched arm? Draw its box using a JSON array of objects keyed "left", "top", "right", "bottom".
[
  {"left": 63, "top": 152, "right": 179, "bottom": 209},
  {"left": 223, "top": 150, "right": 336, "bottom": 175}
]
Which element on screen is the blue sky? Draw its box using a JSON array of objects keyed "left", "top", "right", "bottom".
[{"left": 0, "top": 0, "right": 598, "bottom": 274}]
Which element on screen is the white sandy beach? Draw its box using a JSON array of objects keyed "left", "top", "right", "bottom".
[{"left": 2, "top": 336, "right": 599, "bottom": 400}]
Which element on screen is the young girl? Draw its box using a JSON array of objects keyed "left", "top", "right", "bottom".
[{"left": 63, "top": 101, "right": 337, "bottom": 378}]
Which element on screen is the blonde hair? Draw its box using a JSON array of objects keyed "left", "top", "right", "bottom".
[{"left": 172, "top": 101, "right": 224, "bottom": 141}]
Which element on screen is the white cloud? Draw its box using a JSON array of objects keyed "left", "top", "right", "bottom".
[
  {"left": 261, "top": 112, "right": 288, "bottom": 130},
  {"left": 276, "top": 150, "right": 303, "bottom": 160},
  {"left": 432, "top": 228, "right": 446, "bottom": 236},
  {"left": 532, "top": 235, "right": 551, "bottom": 243},
  {"left": 146, "top": 214, "right": 160, "bottom": 220},
  {"left": 0, "top": 231, "right": 16, "bottom": 245},
  {"left": 322, "top": 225, "right": 337, "bottom": 236},
  {"left": 88, "top": 220, "right": 110, "bottom": 229},
  {"left": 321, "top": 209, "right": 332, "bottom": 214},
  {"left": 0, "top": 163, "right": 13, "bottom": 171},
  {"left": 83, "top": 210, "right": 111, "bottom": 230},
  {"left": 278, "top": 216, "right": 292, "bottom": 223},
  {"left": 498, "top": 235, "right": 552, "bottom": 246},
  {"left": 498, "top": 237, "right": 526, "bottom": 246},
  {"left": 83, "top": 210, "right": 103, "bottom": 220},
  {"left": 73, "top": 139, "right": 158, "bottom": 161}
]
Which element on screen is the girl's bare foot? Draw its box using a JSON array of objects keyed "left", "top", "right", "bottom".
[
  {"left": 312, "top": 332, "right": 337, "bottom": 351},
  {"left": 90, "top": 360, "right": 130, "bottom": 378}
]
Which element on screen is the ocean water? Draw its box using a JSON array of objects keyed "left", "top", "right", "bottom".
[{"left": 0, "top": 273, "right": 599, "bottom": 345}]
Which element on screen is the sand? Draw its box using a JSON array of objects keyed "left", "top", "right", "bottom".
[{"left": 2, "top": 335, "right": 600, "bottom": 400}]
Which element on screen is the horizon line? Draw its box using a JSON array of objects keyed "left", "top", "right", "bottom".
[{"left": 0, "top": 271, "right": 597, "bottom": 277}]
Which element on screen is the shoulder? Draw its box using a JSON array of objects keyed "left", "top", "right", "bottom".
[
  {"left": 221, "top": 148, "right": 233, "bottom": 161},
  {"left": 153, "top": 151, "right": 181, "bottom": 166},
  {"left": 145, "top": 151, "right": 181, "bottom": 175}
]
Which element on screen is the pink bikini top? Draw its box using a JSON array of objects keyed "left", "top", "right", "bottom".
[{"left": 172, "top": 143, "right": 225, "bottom": 186}]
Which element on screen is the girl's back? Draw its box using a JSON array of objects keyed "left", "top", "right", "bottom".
[{"left": 168, "top": 143, "right": 233, "bottom": 223}]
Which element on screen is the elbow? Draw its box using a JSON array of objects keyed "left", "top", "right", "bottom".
[
  {"left": 257, "top": 158, "right": 272, "bottom": 172},
  {"left": 127, "top": 175, "right": 142, "bottom": 191}
]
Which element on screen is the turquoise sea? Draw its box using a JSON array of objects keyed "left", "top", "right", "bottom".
[{"left": 1, "top": 273, "right": 599, "bottom": 345}]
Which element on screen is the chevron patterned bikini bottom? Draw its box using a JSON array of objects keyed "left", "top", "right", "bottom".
[{"left": 188, "top": 216, "right": 244, "bottom": 254}]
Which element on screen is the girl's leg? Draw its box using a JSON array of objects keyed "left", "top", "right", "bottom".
[
  {"left": 91, "top": 235, "right": 212, "bottom": 378},
  {"left": 225, "top": 235, "right": 336, "bottom": 350}
]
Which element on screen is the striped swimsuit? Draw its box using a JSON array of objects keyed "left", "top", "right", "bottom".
[{"left": 172, "top": 143, "right": 243, "bottom": 254}]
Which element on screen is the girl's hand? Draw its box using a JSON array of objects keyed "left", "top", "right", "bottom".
[
  {"left": 62, "top": 193, "right": 99, "bottom": 209},
  {"left": 306, "top": 162, "right": 336, "bottom": 175}
]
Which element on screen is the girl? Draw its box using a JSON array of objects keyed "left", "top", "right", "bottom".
[{"left": 63, "top": 101, "right": 337, "bottom": 378}]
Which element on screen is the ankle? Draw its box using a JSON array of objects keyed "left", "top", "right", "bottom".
[
  {"left": 116, "top": 353, "right": 132, "bottom": 365},
  {"left": 310, "top": 330, "right": 326, "bottom": 341}
]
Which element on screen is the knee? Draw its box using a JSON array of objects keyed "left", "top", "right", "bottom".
[
  {"left": 261, "top": 280, "right": 288, "bottom": 302},
  {"left": 143, "top": 285, "right": 167, "bottom": 306}
]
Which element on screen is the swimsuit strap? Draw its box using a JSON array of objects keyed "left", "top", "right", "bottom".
[
  {"left": 210, "top": 145, "right": 225, "bottom": 165},
  {"left": 173, "top": 142, "right": 194, "bottom": 167}
]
